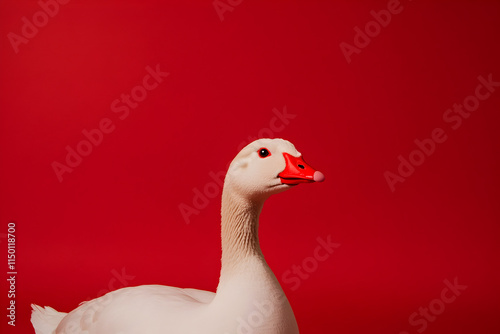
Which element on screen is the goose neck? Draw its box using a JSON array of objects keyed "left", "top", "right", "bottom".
[{"left": 220, "top": 188, "right": 264, "bottom": 274}]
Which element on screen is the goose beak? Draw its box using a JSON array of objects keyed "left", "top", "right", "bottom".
[{"left": 278, "top": 152, "right": 325, "bottom": 185}]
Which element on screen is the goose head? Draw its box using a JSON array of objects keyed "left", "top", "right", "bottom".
[{"left": 224, "top": 138, "right": 325, "bottom": 201}]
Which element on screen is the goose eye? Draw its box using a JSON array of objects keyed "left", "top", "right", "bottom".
[{"left": 258, "top": 148, "right": 271, "bottom": 158}]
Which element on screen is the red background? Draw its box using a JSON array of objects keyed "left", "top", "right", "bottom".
[{"left": 1, "top": 0, "right": 499, "bottom": 333}]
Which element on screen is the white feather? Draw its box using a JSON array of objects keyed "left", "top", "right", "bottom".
[{"left": 31, "top": 304, "right": 67, "bottom": 334}]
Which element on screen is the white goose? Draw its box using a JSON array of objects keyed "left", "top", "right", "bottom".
[{"left": 31, "top": 138, "right": 325, "bottom": 334}]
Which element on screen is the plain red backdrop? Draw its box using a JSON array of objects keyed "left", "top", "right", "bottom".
[{"left": 1, "top": 0, "right": 499, "bottom": 333}]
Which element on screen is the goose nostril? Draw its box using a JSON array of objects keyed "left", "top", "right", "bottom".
[{"left": 298, "top": 164, "right": 305, "bottom": 169}]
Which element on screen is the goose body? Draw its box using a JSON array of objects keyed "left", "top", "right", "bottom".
[{"left": 31, "top": 138, "right": 324, "bottom": 334}]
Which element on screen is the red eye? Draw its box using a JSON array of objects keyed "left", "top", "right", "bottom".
[{"left": 258, "top": 148, "right": 271, "bottom": 158}]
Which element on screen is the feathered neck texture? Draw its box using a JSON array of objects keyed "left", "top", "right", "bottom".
[{"left": 219, "top": 181, "right": 265, "bottom": 279}]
